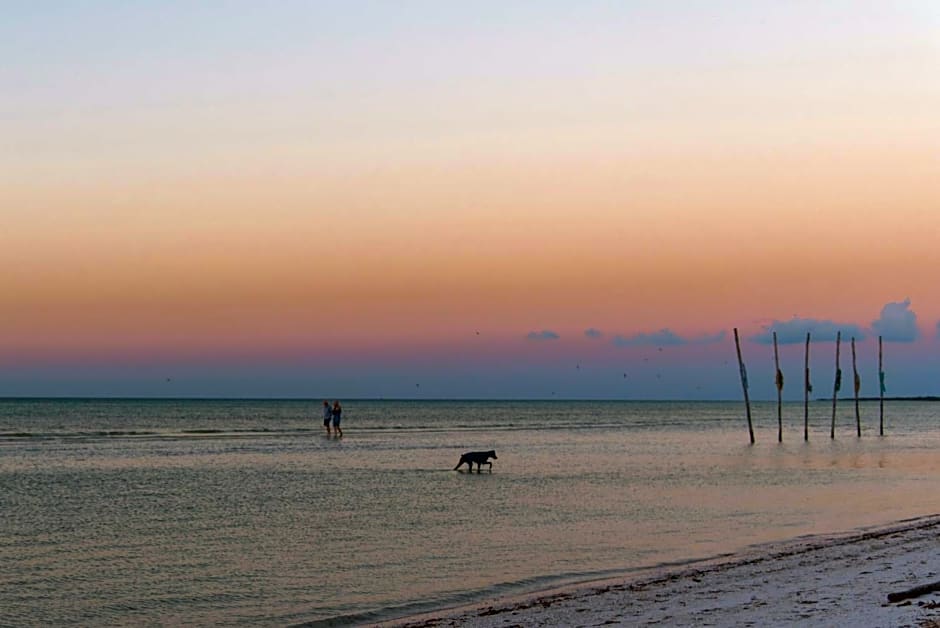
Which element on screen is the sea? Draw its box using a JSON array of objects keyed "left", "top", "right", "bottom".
[{"left": 2, "top": 398, "right": 940, "bottom": 626}]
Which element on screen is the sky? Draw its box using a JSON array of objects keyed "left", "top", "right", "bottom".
[{"left": 2, "top": 1, "right": 939, "bottom": 399}]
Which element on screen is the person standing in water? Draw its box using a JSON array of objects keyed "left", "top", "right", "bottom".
[
  {"left": 331, "top": 401, "right": 343, "bottom": 437},
  {"left": 322, "top": 400, "right": 332, "bottom": 435}
]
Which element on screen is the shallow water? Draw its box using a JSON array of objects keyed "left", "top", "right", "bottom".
[{"left": 2, "top": 399, "right": 939, "bottom": 625}]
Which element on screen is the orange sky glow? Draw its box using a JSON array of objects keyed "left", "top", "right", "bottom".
[{"left": 3, "top": 2, "right": 939, "bottom": 397}]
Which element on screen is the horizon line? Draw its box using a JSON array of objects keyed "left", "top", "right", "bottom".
[{"left": 2, "top": 396, "right": 938, "bottom": 403}]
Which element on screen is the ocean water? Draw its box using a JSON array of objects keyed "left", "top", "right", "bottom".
[{"left": 3, "top": 398, "right": 940, "bottom": 626}]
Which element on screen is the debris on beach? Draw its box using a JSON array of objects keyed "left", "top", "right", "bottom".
[{"left": 887, "top": 580, "right": 940, "bottom": 603}]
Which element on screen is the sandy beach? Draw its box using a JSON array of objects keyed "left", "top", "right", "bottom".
[{"left": 379, "top": 515, "right": 940, "bottom": 628}]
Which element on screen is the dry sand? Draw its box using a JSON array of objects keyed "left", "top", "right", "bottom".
[{"left": 377, "top": 514, "right": 940, "bottom": 628}]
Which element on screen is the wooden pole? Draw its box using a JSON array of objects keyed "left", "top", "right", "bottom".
[
  {"left": 734, "top": 327, "right": 755, "bottom": 444},
  {"left": 879, "top": 335, "right": 885, "bottom": 436},
  {"left": 830, "top": 331, "right": 841, "bottom": 439},
  {"left": 804, "top": 332, "right": 811, "bottom": 442},
  {"left": 774, "top": 331, "right": 783, "bottom": 442},
  {"left": 852, "top": 337, "right": 861, "bottom": 437}
]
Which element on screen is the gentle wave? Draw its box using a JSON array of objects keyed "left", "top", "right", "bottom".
[
  {"left": 0, "top": 419, "right": 717, "bottom": 443},
  {"left": 293, "top": 553, "right": 750, "bottom": 627},
  {"left": 292, "top": 567, "right": 646, "bottom": 627}
]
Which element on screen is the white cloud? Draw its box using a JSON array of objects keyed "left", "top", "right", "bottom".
[
  {"left": 612, "top": 328, "right": 725, "bottom": 347},
  {"left": 871, "top": 298, "right": 918, "bottom": 342},
  {"left": 750, "top": 317, "right": 864, "bottom": 344}
]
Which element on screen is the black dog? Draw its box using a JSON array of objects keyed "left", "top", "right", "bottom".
[{"left": 454, "top": 450, "right": 497, "bottom": 472}]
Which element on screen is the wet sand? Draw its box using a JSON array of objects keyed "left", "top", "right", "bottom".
[{"left": 377, "top": 514, "right": 940, "bottom": 627}]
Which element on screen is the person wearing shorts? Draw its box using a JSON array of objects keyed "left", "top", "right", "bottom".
[
  {"left": 322, "top": 400, "right": 332, "bottom": 434},
  {"left": 331, "top": 400, "right": 343, "bottom": 437}
]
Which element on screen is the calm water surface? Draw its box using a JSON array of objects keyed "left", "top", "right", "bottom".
[{"left": 2, "top": 399, "right": 940, "bottom": 625}]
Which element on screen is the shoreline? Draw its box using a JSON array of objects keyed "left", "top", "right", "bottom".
[{"left": 374, "top": 514, "right": 940, "bottom": 627}]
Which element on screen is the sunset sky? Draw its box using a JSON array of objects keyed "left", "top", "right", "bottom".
[{"left": 3, "top": 1, "right": 939, "bottom": 398}]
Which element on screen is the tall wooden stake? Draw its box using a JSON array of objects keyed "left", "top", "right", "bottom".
[
  {"left": 734, "top": 327, "right": 754, "bottom": 444},
  {"left": 830, "top": 331, "right": 841, "bottom": 439},
  {"left": 804, "top": 332, "right": 811, "bottom": 442},
  {"left": 879, "top": 335, "right": 885, "bottom": 436},
  {"left": 774, "top": 331, "right": 783, "bottom": 442},
  {"left": 852, "top": 337, "right": 861, "bottom": 437}
]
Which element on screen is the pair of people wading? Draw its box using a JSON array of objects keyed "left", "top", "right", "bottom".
[{"left": 322, "top": 400, "right": 343, "bottom": 437}]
